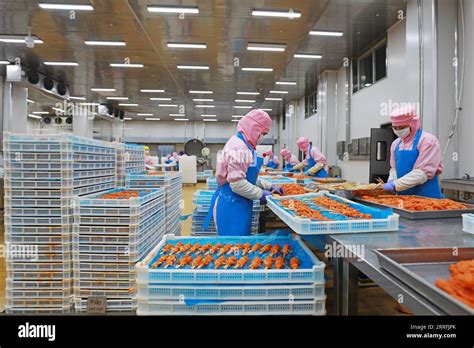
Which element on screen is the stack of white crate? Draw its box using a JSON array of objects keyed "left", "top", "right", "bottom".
[
  {"left": 3, "top": 132, "right": 116, "bottom": 314},
  {"left": 72, "top": 188, "right": 166, "bottom": 312},
  {"left": 116, "top": 143, "right": 145, "bottom": 186},
  {"left": 126, "top": 171, "right": 183, "bottom": 236}
]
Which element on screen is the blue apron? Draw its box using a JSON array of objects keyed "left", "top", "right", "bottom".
[
  {"left": 267, "top": 157, "right": 278, "bottom": 169},
  {"left": 395, "top": 129, "right": 443, "bottom": 198},
  {"left": 306, "top": 145, "right": 328, "bottom": 178},
  {"left": 283, "top": 163, "right": 293, "bottom": 172},
  {"left": 204, "top": 132, "right": 263, "bottom": 236}
]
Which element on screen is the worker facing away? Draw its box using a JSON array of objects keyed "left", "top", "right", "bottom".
[
  {"left": 292, "top": 137, "right": 328, "bottom": 178},
  {"left": 204, "top": 109, "right": 284, "bottom": 236},
  {"left": 144, "top": 146, "right": 154, "bottom": 170},
  {"left": 263, "top": 150, "right": 280, "bottom": 169},
  {"left": 383, "top": 108, "right": 444, "bottom": 198},
  {"left": 280, "top": 148, "right": 300, "bottom": 172}
]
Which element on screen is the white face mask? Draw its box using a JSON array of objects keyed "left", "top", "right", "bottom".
[
  {"left": 394, "top": 127, "right": 410, "bottom": 139},
  {"left": 257, "top": 134, "right": 265, "bottom": 144}
]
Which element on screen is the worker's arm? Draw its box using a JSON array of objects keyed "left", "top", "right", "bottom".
[
  {"left": 307, "top": 162, "right": 324, "bottom": 175},
  {"left": 230, "top": 180, "right": 263, "bottom": 200},
  {"left": 388, "top": 168, "right": 398, "bottom": 182},
  {"left": 393, "top": 169, "right": 428, "bottom": 191},
  {"left": 256, "top": 177, "right": 273, "bottom": 191}
]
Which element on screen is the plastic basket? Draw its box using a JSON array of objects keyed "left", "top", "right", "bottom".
[
  {"left": 74, "top": 298, "right": 137, "bottom": 312},
  {"left": 5, "top": 215, "right": 72, "bottom": 226},
  {"left": 6, "top": 288, "right": 72, "bottom": 300},
  {"left": 72, "top": 261, "right": 136, "bottom": 273},
  {"left": 4, "top": 197, "right": 72, "bottom": 208},
  {"left": 6, "top": 279, "right": 72, "bottom": 290},
  {"left": 73, "top": 278, "right": 135, "bottom": 290},
  {"left": 75, "top": 188, "right": 164, "bottom": 207},
  {"left": 5, "top": 224, "right": 71, "bottom": 236},
  {"left": 259, "top": 175, "right": 296, "bottom": 186},
  {"left": 136, "top": 282, "right": 325, "bottom": 301},
  {"left": 5, "top": 305, "right": 73, "bottom": 314},
  {"left": 73, "top": 288, "right": 136, "bottom": 299},
  {"left": 73, "top": 270, "right": 136, "bottom": 282},
  {"left": 462, "top": 214, "right": 474, "bottom": 234},
  {"left": 73, "top": 153, "right": 115, "bottom": 162},
  {"left": 4, "top": 233, "right": 71, "bottom": 245},
  {"left": 73, "top": 195, "right": 164, "bottom": 217},
  {"left": 267, "top": 192, "right": 399, "bottom": 235},
  {"left": 7, "top": 297, "right": 72, "bottom": 308},
  {"left": 136, "top": 234, "right": 325, "bottom": 284},
  {"left": 6, "top": 269, "right": 72, "bottom": 281},
  {"left": 4, "top": 150, "right": 73, "bottom": 162},
  {"left": 73, "top": 176, "right": 116, "bottom": 189},
  {"left": 5, "top": 160, "right": 73, "bottom": 172},
  {"left": 5, "top": 169, "right": 72, "bottom": 181},
  {"left": 137, "top": 298, "right": 325, "bottom": 316}
]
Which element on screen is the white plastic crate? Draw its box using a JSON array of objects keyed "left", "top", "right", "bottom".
[
  {"left": 73, "top": 176, "right": 116, "bottom": 189},
  {"left": 137, "top": 298, "right": 325, "bottom": 316},
  {"left": 6, "top": 305, "right": 73, "bottom": 314},
  {"left": 7, "top": 297, "right": 72, "bottom": 308},
  {"left": 5, "top": 187, "right": 72, "bottom": 199},
  {"left": 5, "top": 196, "right": 72, "bottom": 208},
  {"left": 6, "top": 261, "right": 71, "bottom": 272},
  {"left": 5, "top": 224, "right": 71, "bottom": 235},
  {"left": 267, "top": 192, "right": 400, "bottom": 235},
  {"left": 6, "top": 269, "right": 71, "bottom": 281},
  {"left": 136, "top": 234, "right": 325, "bottom": 284},
  {"left": 74, "top": 161, "right": 116, "bottom": 170},
  {"left": 463, "top": 214, "right": 474, "bottom": 234},
  {"left": 5, "top": 205, "right": 70, "bottom": 217},
  {"left": 75, "top": 188, "right": 164, "bottom": 207},
  {"left": 5, "top": 160, "right": 73, "bottom": 172},
  {"left": 74, "top": 182, "right": 116, "bottom": 196},
  {"left": 73, "top": 270, "right": 136, "bottom": 282},
  {"left": 4, "top": 140, "right": 73, "bottom": 152},
  {"left": 6, "top": 288, "right": 72, "bottom": 300},
  {"left": 6, "top": 251, "right": 71, "bottom": 263},
  {"left": 5, "top": 178, "right": 74, "bottom": 190},
  {"left": 73, "top": 278, "right": 134, "bottom": 290},
  {"left": 137, "top": 283, "right": 325, "bottom": 301},
  {"left": 5, "top": 169, "right": 72, "bottom": 181},
  {"left": 73, "top": 288, "right": 136, "bottom": 299},
  {"left": 5, "top": 233, "right": 70, "bottom": 245},
  {"left": 7, "top": 279, "right": 71, "bottom": 290},
  {"left": 5, "top": 215, "right": 71, "bottom": 226},
  {"left": 4, "top": 150, "right": 73, "bottom": 162},
  {"left": 72, "top": 261, "right": 136, "bottom": 273},
  {"left": 73, "top": 169, "right": 116, "bottom": 179},
  {"left": 74, "top": 153, "right": 115, "bottom": 162},
  {"left": 74, "top": 298, "right": 137, "bottom": 312}
]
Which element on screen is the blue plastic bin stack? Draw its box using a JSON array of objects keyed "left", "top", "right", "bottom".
[
  {"left": 197, "top": 169, "right": 213, "bottom": 182},
  {"left": 135, "top": 234, "right": 327, "bottom": 315},
  {"left": 116, "top": 143, "right": 145, "bottom": 186},
  {"left": 3, "top": 132, "right": 117, "bottom": 314},
  {"left": 126, "top": 171, "right": 183, "bottom": 236},
  {"left": 191, "top": 190, "right": 261, "bottom": 235},
  {"left": 72, "top": 188, "right": 166, "bottom": 312},
  {"left": 206, "top": 176, "right": 218, "bottom": 190}
]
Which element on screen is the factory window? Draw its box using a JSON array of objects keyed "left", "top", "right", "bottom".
[
  {"left": 282, "top": 107, "right": 286, "bottom": 130},
  {"left": 353, "top": 38, "right": 387, "bottom": 93},
  {"left": 375, "top": 43, "right": 387, "bottom": 81},
  {"left": 352, "top": 59, "right": 359, "bottom": 93},
  {"left": 305, "top": 91, "right": 317, "bottom": 119},
  {"left": 359, "top": 53, "right": 373, "bottom": 89}
]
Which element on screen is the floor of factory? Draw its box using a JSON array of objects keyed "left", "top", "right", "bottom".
[{"left": 0, "top": 183, "right": 406, "bottom": 316}]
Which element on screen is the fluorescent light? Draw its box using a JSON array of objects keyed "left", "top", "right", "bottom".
[
  {"left": 247, "top": 43, "right": 286, "bottom": 52},
  {"left": 252, "top": 9, "right": 301, "bottom": 19},
  {"left": 276, "top": 81, "right": 297, "bottom": 86},
  {"left": 203, "top": 119, "right": 217, "bottom": 122},
  {"left": 118, "top": 103, "right": 138, "bottom": 107},
  {"left": 193, "top": 98, "right": 214, "bottom": 102},
  {"left": 0, "top": 60, "right": 9, "bottom": 64},
  {"left": 68, "top": 96, "right": 86, "bottom": 100},
  {"left": 110, "top": 63, "right": 144, "bottom": 68},
  {"left": 196, "top": 105, "right": 215, "bottom": 108},
  {"left": 52, "top": 107, "right": 65, "bottom": 113},
  {"left": 237, "top": 92, "right": 259, "bottom": 95},
  {"left": 39, "top": 3, "right": 94, "bottom": 10},
  {"left": 232, "top": 115, "right": 245, "bottom": 118},
  {"left": 177, "top": 65, "right": 209, "bottom": 70},
  {"left": 189, "top": 90, "right": 213, "bottom": 94},
  {"left": 265, "top": 97, "right": 282, "bottom": 101},
  {"left": 33, "top": 111, "right": 49, "bottom": 115},
  {"left": 260, "top": 108, "right": 273, "bottom": 111},
  {"left": 167, "top": 42, "right": 206, "bottom": 49},
  {"left": 44, "top": 61, "right": 78, "bottom": 66},
  {"left": 28, "top": 114, "right": 42, "bottom": 119},
  {"left": 148, "top": 6, "right": 199, "bottom": 14},
  {"left": 140, "top": 89, "right": 164, "bottom": 93},
  {"left": 309, "top": 30, "right": 343, "bottom": 37},
  {"left": 175, "top": 118, "right": 189, "bottom": 121},
  {"left": 137, "top": 113, "right": 153, "bottom": 116},
  {"left": 124, "top": 118, "right": 132, "bottom": 121},
  {"left": 159, "top": 104, "right": 178, "bottom": 107},
  {"left": 234, "top": 106, "right": 252, "bottom": 109},
  {"left": 91, "top": 88, "right": 116, "bottom": 92},
  {"left": 235, "top": 99, "right": 255, "bottom": 103},
  {"left": 79, "top": 102, "right": 100, "bottom": 106},
  {"left": 85, "top": 40, "right": 126, "bottom": 46},
  {"left": 294, "top": 53, "right": 322, "bottom": 59},
  {"left": 242, "top": 67, "right": 273, "bottom": 72},
  {"left": 26, "top": 99, "right": 35, "bottom": 104},
  {"left": 201, "top": 114, "right": 217, "bottom": 117},
  {"left": 150, "top": 97, "right": 172, "bottom": 101},
  {"left": 145, "top": 118, "right": 161, "bottom": 121},
  {"left": 270, "top": 90, "right": 289, "bottom": 94},
  {"left": 107, "top": 97, "right": 128, "bottom": 100},
  {"left": 231, "top": 119, "right": 239, "bottom": 122},
  {"left": 170, "top": 114, "right": 185, "bottom": 117},
  {"left": 0, "top": 38, "right": 43, "bottom": 44}
]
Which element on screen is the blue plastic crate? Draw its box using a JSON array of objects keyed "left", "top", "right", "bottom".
[{"left": 76, "top": 188, "right": 165, "bottom": 207}]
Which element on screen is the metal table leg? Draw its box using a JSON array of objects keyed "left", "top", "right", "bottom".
[{"left": 341, "top": 258, "right": 359, "bottom": 315}]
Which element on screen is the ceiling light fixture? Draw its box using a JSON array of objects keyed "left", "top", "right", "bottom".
[
  {"left": 159, "top": 104, "right": 178, "bottom": 107},
  {"left": 175, "top": 118, "right": 189, "bottom": 121},
  {"left": 52, "top": 107, "right": 65, "bottom": 113},
  {"left": 309, "top": 30, "right": 343, "bottom": 37},
  {"left": 68, "top": 96, "right": 86, "bottom": 100},
  {"left": 235, "top": 99, "right": 255, "bottom": 103},
  {"left": 251, "top": 9, "right": 301, "bottom": 19},
  {"left": 242, "top": 67, "right": 273, "bottom": 72},
  {"left": 265, "top": 97, "right": 283, "bottom": 101},
  {"left": 189, "top": 90, "right": 213, "bottom": 94},
  {"left": 203, "top": 119, "right": 217, "bottom": 122},
  {"left": 148, "top": 6, "right": 199, "bottom": 14},
  {"left": 237, "top": 92, "right": 259, "bottom": 95},
  {"left": 110, "top": 63, "right": 144, "bottom": 68},
  {"left": 137, "top": 113, "right": 153, "bottom": 116},
  {"left": 170, "top": 113, "right": 186, "bottom": 117},
  {"left": 28, "top": 114, "right": 42, "bottom": 119},
  {"left": 39, "top": 3, "right": 94, "bottom": 10},
  {"left": 270, "top": 90, "right": 289, "bottom": 94},
  {"left": 201, "top": 114, "right": 217, "bottom": 117},
  {"left": 140, "top": 89, "right": 164, "bottom": 93},
  {"left": 232, "top": 115, "right": 245, "bottom": 118},
  {"left": 124, "top": 118, "right": 132, "bottom": 121},
  {"left": 107, "top": 97, "right": 128, "bottom": 100},
  {"left": 0, "top": 60, "right": 9, "bottom": 64},
  {"left": 0, "top": 36, "right": 43, "bottom": 44},
  {"left": 167, "top": 42, "right": 206, "bottom": 49},
  {"left": 91, "top": 88, "right": 116, "bottom": 92},
  {"left": 32, "top": 111, "right": 49, "bottom": 115},
  {"left": 177, "top": 65, "right": 209, "bottom": 70},
  {"left": 118, "top": 103, "right": 138, "bottom": 107},
  {"left": 44, "top": 61, "right": 78, "bottom": 66},
  {"left": 196, "top": 105, "right": 215, "bottom": 108},
  {"left": 193, "top": 98, "right": 214, "bottom": 102},
  {"left": 234, "top": 106, "right": 252, "bottom": 109},
  {"left": 247, "top": 42, "right": 286, "bottom": 52},
  {"left": 27, "top": 99, "right": 35, "bottom": 104},
  {"left": 145, "top": 118, "right": 161, "bottom": 121},
  {"left": 260, "top": 108, "right": 273, "bottom": 111},
  {"left": 79, "top": 102, "right": 100, "bottom": 106},
  {"left": 294, "top": 53, "right": 322, "bottom": 59},
  {"left": 85, "top": 40, "right": 126, "bottom": 46},
  {"left": 150, "top": 97, "right": 172, "bottom": 101},
  {"left": 231, "top": 119, "right": 239, "bottom": 122},
  {"left": 276, "top": 81, "right": 297, "bottom": 86}
]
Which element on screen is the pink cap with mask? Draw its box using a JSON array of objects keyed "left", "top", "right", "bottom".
[{"left": 237, "top": 109, "right": 272, "bottom": 149}]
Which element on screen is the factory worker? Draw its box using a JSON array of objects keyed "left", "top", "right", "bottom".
[
  {"left": 204, "top": 109, "right": 284, "bottom": 236},
  {"left": 165, "top": 154, "right": 173, "bottom": 164},
  {"left": 383, "top": 108, "right": 443, "bottom": 198},
  {"left": 144, "top": 146, "right": 154, "bottom": 170},
  {"left": 280, "top": 148, "right": 300, "bottom": 172},
  {"left": 292, "top": 137, "right": 328, "bottom": 178},
  {"left": 264, "top": 150, "right": 280, "bottom": 169}
]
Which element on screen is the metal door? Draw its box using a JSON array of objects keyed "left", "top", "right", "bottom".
[{"left": 369, "top": 128, "right": 396, "bottom": 183}]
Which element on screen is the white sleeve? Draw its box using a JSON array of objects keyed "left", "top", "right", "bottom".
[
  {"left": 256, "top": 177, "right": 273, "bottom": 190},
  {"left": 230, "top": 179, "right": 263, "bottom": 200},
  {"left": 388, "top": 168, "right": 398, "bottom": 182},
  {"left": 393, "top": 169, "right": 428, "bottom": 192}
]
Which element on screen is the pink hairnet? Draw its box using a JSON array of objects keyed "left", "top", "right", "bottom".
[
  {"left": 391, "top": 107, "right": 421, "bottom": 143},
  {"left": 280, "top": 148, "right": 291, "bottom": 160},
  {"left": 237, "top": 109, "right": 272, "bottom": 149},
  {"left": 297, "top": 137, "right": 310, "bottom": 152},
  {"left": 265, "top": 150, "right": 273, "bottom": 157},
  {"left": 166, "top": 154, "right": 171, "bottom": 160}
]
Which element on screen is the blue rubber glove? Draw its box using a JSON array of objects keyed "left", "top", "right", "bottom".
[
  {"left": 383, "top": 181, "right": 396, "bottom": 192},
  {"left": 304, "top": 171, "right": 310, "bottom": 176},
  {"left": 271, "top": 185, "right": 284, "bottom": 196},
  {"left": 260, "top": 190, "right": 272, "bottom": 205}
]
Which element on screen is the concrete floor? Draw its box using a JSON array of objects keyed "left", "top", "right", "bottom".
[{"left": 0, "top": 182, "right": 407, "bottom": 316}]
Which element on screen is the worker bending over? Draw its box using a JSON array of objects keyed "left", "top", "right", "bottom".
[
  {"left": 292, "top": 137, "right": 328, "bottom": 178},
  {"left": 280, "top": 148, "right": 299, "bottom": 172}
]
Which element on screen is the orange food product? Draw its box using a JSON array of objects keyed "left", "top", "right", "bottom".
[
  {"left": 281, "top": 184, "right": 307, "bottom": 195},
  {"left": 249, "top": 257, "right": 263, "bottom": 269},
  {"left": 312, "top": 196, "right": 372, "bottom": 219},
  {"left": 281, "top": 244, "right": 291, "bottom": 257},
  {"left": 290, "top": 174, "right": 313, "bottom": 180},
  {"left": 179, "top": 243, "right": 193, "bottom": 254},
  {"left": 176, "top": 255, "right": 193, "bottom": 268},
  {"left": 289, "top": 257, "right": 300, "bottom": 269},
  {"left": 146, "top": 171, "right": 166, "bottom": 175},
  {"left": 251, "top": 243, "right": 263, "bottom": 253},
  {"left": 225, "top": 256, "right": 237, "bottom": 269},
  {"left": 264, "top": 256, "right": 273, "bottom": 269},
  {"left": 435, "top": 260, "right": 474, "bottom": 309},
  {"left": 187, "top": 243, "right": 201, "bottom": 255},
  {"left": 269, "top": 244, "right": 281, "bottom": 257},
  {"left": 191, "top": 255, "right": 203, "bottom": 269},
  {"left": 242, "top": 243, "right": 251, "bottom": 255},
  {"left": 259, "top": 244, "right": 272, "bottom": 255},
  {"left": 198, "top": 255, "right": 214, "bottom": 269},
  {"left": 274, "top": 256, "right": 285, "bottom": 269},
  {"left": 228, "top": 243, "right": 243, "bottom": 255},
  {"left": 361, "top": 195, "right": 467, "bottom": 211},
  {"left": 164, "top": 255, "right": 176, "bottom": 268},
  {"left": 99, "top": 190, "right": 140, "bottom": 199},
  {"left": 214, "top": 256, "right": 227, "bottom": 269},
  {"left": 208, "top": 243, "right": 223, "bottom": 255},
  {"left": 280, "top": 199, "right": 330, "bottom": 221},
  {"left": 234, "top": 256, "right": 250, "bottom": 269},
  {"left": 198, "top": 243, "right": 213, "bottom": 254},
  {"left": 169, "top": 242, "right": 184, "bottom": 255},
  {"left": 218, "top": 243, "right": 232, "bottom": 256},
  {"left": 161, "top": 243, "right": 173, "bottom": 254},
  {"left": 152, "top": 255, "right": 168, "bottom": 268}
]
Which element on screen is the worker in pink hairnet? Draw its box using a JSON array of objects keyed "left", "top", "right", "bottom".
[
  {"left": 292, "top": 137, "right": 328, "bottom": 177},
  {"left": 204, "top": 109, "right": 283, "bottom": 236},
  {"left": 384, "top": 107, "right": 444, "bottom": 198},
  {"left": 263, "top": 150, "right": 280, "bottom": 169},
  {"left": 280, "top": 148, "right": 299, "bottom": 172}
]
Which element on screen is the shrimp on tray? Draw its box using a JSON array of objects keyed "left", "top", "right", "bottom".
[
  {"left": 249, "top": 257, "right": 262, "bottom": 270},
  {"left": 218, "top": 243, "right": 232, "bottom": 256},
  {"left": 190, "top": 255, "right": 203, "bottom": 269},
  {"left": 198, "top": 255, "right": 214, "bottom": 269},
  {"left": 224, "top": 256, "right": 237, "bottom": 269},
  {"left": 234, "top": 256, "right": 250, "bottom": 269},
  {"left": 269, "top": 244, "right": 281, "bottom": 257},
  {"left": 290, "top": 257, "right": 300, "bottom": 269},
  {"left": 250, "top": 243, "right": 263, "bottom": 254},
  {"left": 214, "top": 256, "right": 227, "bottom": 269},
  {"left": 151, "top": 255, "right": 167, "bottom": 268},
  {"left": 259, "top": 244, "right": 272, "bottom": 255},
  {"left": 176, "top": 255, "right": 193, "bottom": 268},
  {"left": 242, "top": 243, "right": 252, "bottom": 255},
  {"left": 207, "top": 243, "right": 223, "bottom": 255},
  {"left": 281, "top": 244, "right": 291, "bottom": 257},
  {"left": 264, "top": 256, "right": 273, "bottom": 269},
  {"left": 187, "top": 243, "right": 201, "bottom": 255},
  {"left": 274, "top": 256, "right": 285, "bottom": 269},
  {"left": 164, "top": 255, "right": 176, "bottom": 268}
]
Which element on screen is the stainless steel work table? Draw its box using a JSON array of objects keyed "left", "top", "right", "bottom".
[{"left": 324, "top": 218, "right": 474, "bottom": 315}]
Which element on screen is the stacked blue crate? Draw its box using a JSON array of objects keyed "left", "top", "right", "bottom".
[
  {"left": 116, "top": 143, "right": 146, "bottom": 186},
  {"left": 3, "top": 132, "right": 117, "bottom": 314},
  {"left": 135, "top": 234, "right": 326, "bottom": 315},
  {"left": 72, "top": 188, "right": 166, "bottom": 312}
]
